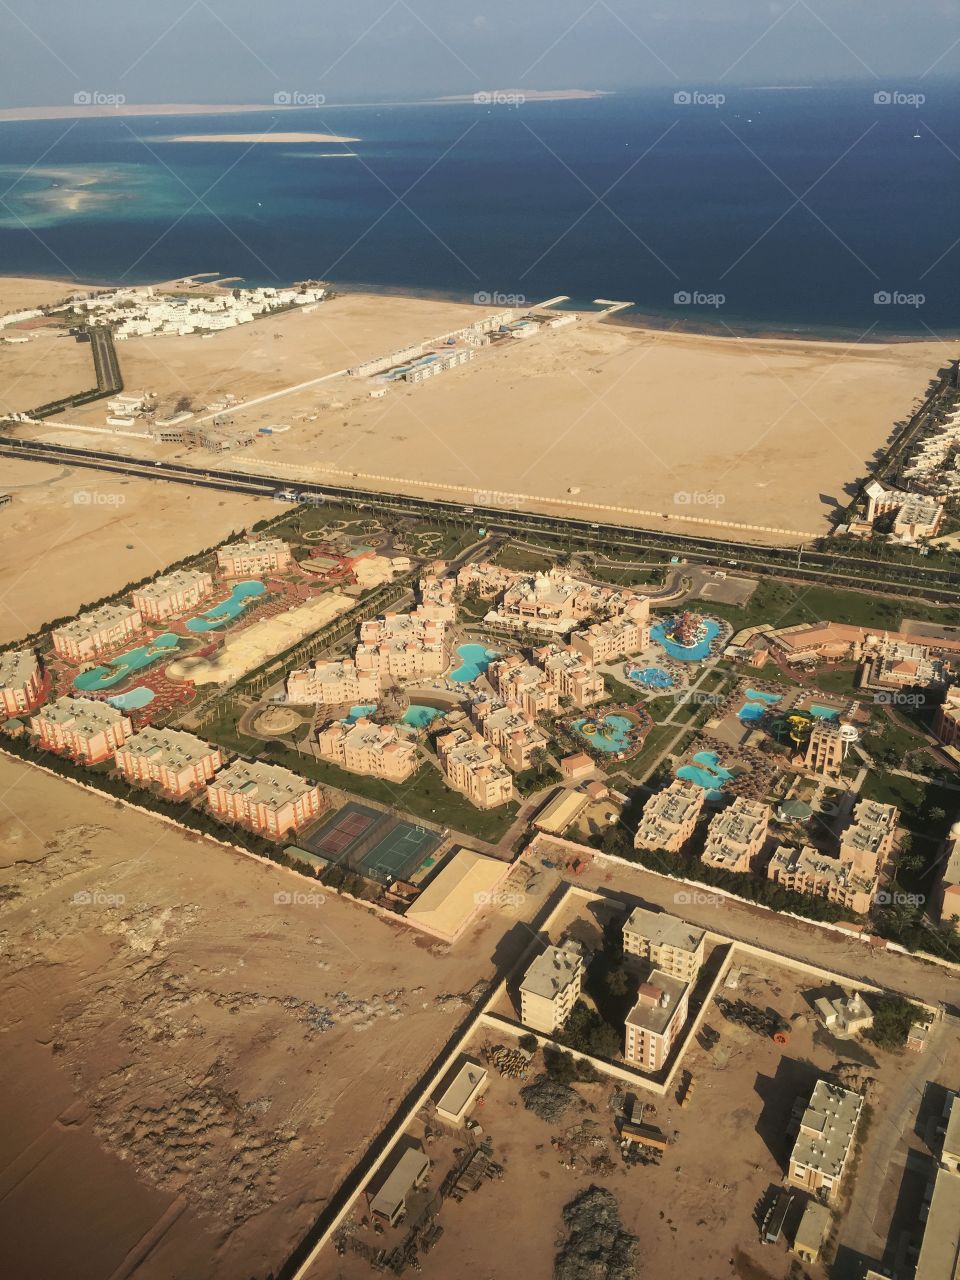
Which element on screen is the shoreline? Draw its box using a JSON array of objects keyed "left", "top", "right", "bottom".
[{"left": 0, "top": 270, "right": 956, "bottom": 347}]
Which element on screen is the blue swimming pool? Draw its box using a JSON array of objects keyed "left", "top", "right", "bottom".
[
  {"left": 450, "top": 643, "right": 499, "bottom": 683},
  {"left": 676, "top": 750, "right": 734, "bottom": 799},
  {"left": 651, "top": 618, "right": 721, "bottom": 662},
  {"left": 74, "top": 633, "right": 179, "bottom": 691},
  {"left": 185, "top": 580, "right": 266, "bottom": 632},
  {"left": 107, "top": 686, "right": 155, "bottom": 710},
  {"left": 402, "top": 704, "right": 444, "bottom": 729},
  {"left": 344, "top": 704, "right": 377, "bottom": 724},
  {"left": 809, "top": 703, "right": 840, "bottom": 720},
  {"left": 627, "top": 665, "right": 674, "bottom": 690},
  {"left": 573, "top": 714, "right": 635, "bottom": 753},
  {"left": 737, "top": 688, "right": 782, "bottom": 722}
]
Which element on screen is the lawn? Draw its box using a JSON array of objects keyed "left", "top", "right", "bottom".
[
  {"left": 702, "top": 578, "right": 960, "bottom": 633},
  {"left": 492, "top": 544, "right": 556, "bottom": 573},
  {"left": 615, "top": 724, "right": 679, "bottom": 779},
  {"left": 860, "top": 771, "right": 956, "bottom": 839}
]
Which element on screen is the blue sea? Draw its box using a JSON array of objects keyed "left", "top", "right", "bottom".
[{"left": 2, "top": 83, "right": 959, "bottom": 336}]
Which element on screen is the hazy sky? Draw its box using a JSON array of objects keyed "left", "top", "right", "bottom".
[{"left": 2, "top": 0, "right": 959, "bottom": 106}]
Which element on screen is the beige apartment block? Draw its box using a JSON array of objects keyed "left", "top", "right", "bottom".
[
  {"left": 767, "top": 844, "right": 875, "bottom": 914},
  {"left": 317, "top": 717, "right": 420, "bottom": 783},
  {"left": 622, "top": 907, "right": 705, "bottom": 983},
  {"left": 519, "top": 938, "right": 585, "bottom": 1033},
  {"left": 489, "top": 654, "right": 561, "bottom": 718},
  {"left": 787, "top": 1080, "right": 862, "bottom": 1203},
  {"left": 0, "top": 647, "right": 43, "bottom": 715},
  {"left": 52, "top": 602, "right": 143, "bottom": 662},
  {"left": 418, "top": 572, "right": 457, "bottom": 622},
  {"left": 933, "top": 688, "right": 960, "bottom": 750},
  {"left": 839, "top": 799, "right": 899, "bottom": 878},
  {"left": 286, "top": 658, "right": 381, "bottom": 705},
  {"left": 939, "top": 832, "right": 960, "bottom": 924},
  {"left": 472, "top": 699, "right": 549, "bottom": 771},
  {"left": 356, "top": 611, "right": 447, "bottom": 683},
  {"left": 132, "top": 568, "right": 214, "bottom": 622},
  {"left": 634, "top": 779, "right": 705, "bottom": 854},
  {"left": 115, "top": 726, "right": 224, "bottom": 797},
  {"left": 624, "top": 970, "right": 690, "bottom": 1073},
  {"left": 206, "top": 759, "right": 325, "bottom": 837},
  {"left": 701, "top": 797, "right": 771, "bottom": 873},
  {"left": 31, "top": 696, "right": 132, "bottom": 764},
  {"left": 533, "top": 642, "right": 607, "bottom": 707},
  {"left": 569, "top": 612, "right": 651, "bottom": 666},
  {"left": 436, "top": 728, "right": 514, "bottom": 809},
  {"left": 216, "top": 537, "right": 292, "bottom": 576}
]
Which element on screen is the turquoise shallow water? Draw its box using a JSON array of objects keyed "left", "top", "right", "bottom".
[
  {"left": 107, "top": 686, "right": 155, "bottom": 710},
  {"left": 344, "top": 704, "right": 377, "bottom": 723},
  {"left": 651, "top": 618, "right": 721, "bottom": 662},
  {"left": 186, "top": 581, "right": 265, "bottom": 632},
  {"left": 74, "top": 633, "right": 179, "bottom": 691}
]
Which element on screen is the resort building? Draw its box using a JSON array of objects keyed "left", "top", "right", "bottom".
[
  {"left": 532, "top": 787, "right": 591, "bottom": 836},
  {"left": 858, "top": 638, "right": 946, "bottom": 694},
  {"left": 519, "top": 938, "right": 585, "bottom": 1034},
  {"left": 633, "top": 780, "right": 705, "bottom": 854},
  {"left": 31, "top": 696, "right": 132, "bottom": 764},
  {"left": 622, "top": 907, "right": 705, "bottom": 983},
  {"left": 216, "top": 537, "right": 292, "bottom": 577},
  {"left": 767, "top": 844, "right": 876, "bottom": 915},
  {"left": 206, "top": 759, "right": 325, "bottom": 837},
  {"left": 838, "top": 800, "right": 899, "bottom": 879},
  {"left": 861, "top": 481, "right": 944, "bottom": 543},
  {"left": 52, "top": 602, "right": 143, "bottom": 662},
  {"left": 479, "top": 566, "right": 649, "bottom": 637},
  {"left": 436, "top": 728, "right": 514, "bottom": 809},
  {"left": 804, "top": 721, "right": 845, "bottom": 778},
  {"left": 472, "top": 699, "right": 549, "bottom": 772},
  {"left": 114, "top": 726, "right": 224, "bottom": 797},
  {"left": 131, "top": 569, "right": 214, "bottom": 622},
  {"left": 532, "top": 643, "right": 607, "bottom": 707},
  {"left": 914, "top": 1094, "right": 960, "bottom": 1280},
  {"left": 286, "top": 658, "right": 380, "bottom": 705},
  {"left": 456, "top": 560, "right": 515, "bottom": 600},
  {"left": 933, "top": 688, "right": 960, "bottom": 751},
  {"left": 317, "top": 717, "right": 420, "bottom": 783},
  {"left": 0, "top": 647, "right": 43, "bottom": 715},
  {"left": 569, "top": 609, "right": 651, "bottom": 667},
  {"left": 489, "top": 654, "right": 560, "bottom": 718},
  {"left": 939, "top": 827, "right": 960, "bottom": 924},
  {"left": 418, "top": 571, "right": 457, "bottom": 622},
  {"left": 355, "top": 611, "right": 447, "bottom": 683},
  {"left": 701, "top": 797, "right": 771, "bottom": 874},
  {"left": 624, "top": 971, "right": 690, "bottom": 1073},
  {"left": 787, "top": 1080, "right": 862, "bottom": 1203}
]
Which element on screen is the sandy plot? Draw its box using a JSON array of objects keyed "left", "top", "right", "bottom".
[
  {"left": 0, "top": 458, "right": 267, "bottom": 644},
  {"left": 0, "top": 274, "right": 92, "bottom": 313},
  {"left": 0, "top": 759, "right": 503, "bottom": 1280},
  {"left": 55, "top": 291, "right": 496, "bottom": 427},
  {"left": 0, "top": 326, "right": 99, "bottom": 415},
  {"left": 167, "top": 590, "right": 355, "bottom": 685}
]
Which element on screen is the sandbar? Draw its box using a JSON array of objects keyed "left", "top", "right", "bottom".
[{"left": 162, "top": 132, "right": 360, "bottom": 144}]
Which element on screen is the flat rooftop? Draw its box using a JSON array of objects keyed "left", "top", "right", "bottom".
[
  {"left": 625, "top": 969, "right": 688, "bottom": 1035},
  {"left": 792, "top": 1080, "right": 862, "bottom": 1179},
  {"left": 121, "top": 726, "right": 219, "bottom": 769},
  {"left": 0, "top": 647, "right": 38, "bottom": 688},
  {"left": 624, "top": 906, "right": 705, "bottom": 955},
  {"left": 520, "top": 940, "right": 583, "bottom": 1000}
]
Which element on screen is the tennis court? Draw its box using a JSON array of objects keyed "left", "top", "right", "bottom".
[
  {"left": 356, "top": 820, "right": 442, "bottom": 884},
  {"left": 299, "top": 801, "right": 387, "bottom": 861}
]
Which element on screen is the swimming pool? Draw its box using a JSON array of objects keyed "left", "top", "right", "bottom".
[
  {"left": 627, "top": 665, "right": 674, "bottom": 690},
  {"left": 107, "top": 686, "right": 156, "bottom": 710},
  {"left": 573, "top": 714, "right": 635, "bottom": 753},
  {"left": 402, "top": 704, "right": 444, "bottom": 729},
  {"left": 737, "top": 688, "right": 782, "bottom": 722},
  {"left": 73, "top": 633, "right": 180, "bottom": 691},
  {"left": 676, "top": 750, "right": 734, "bottom": 798},
  {"left": 185, "top": 580, "right": 265, "bottom": 632},
  {"left": 651, "top": 618, "right": 721, "bottom": 662},
  {"left": 450, "top": 643, "right": 499, "bottom": 683},
  {"left": 344, "top": 704, "right": 377, "bottom": 724},
  {"left": 808, "top": 704, "right": 840, "bottom": 720}
]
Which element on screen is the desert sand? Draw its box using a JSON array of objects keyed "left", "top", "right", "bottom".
[
  {"left": 0, "top": 458, "right": 268, "bottom": 643},
  {"left": 0, "top": 758, "right": 508, "bottom": 1279},
  {"left": 163, "top": 133, "right": 360, "bottom": 145}
]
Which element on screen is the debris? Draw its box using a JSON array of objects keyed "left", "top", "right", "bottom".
[{"left": 554, "top": 1186, "right": 637, "bottom": 1280}]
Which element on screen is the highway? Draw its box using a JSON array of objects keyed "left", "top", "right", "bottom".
[{"left": 4, "top": 433, "right": 960, "bottom": 603}]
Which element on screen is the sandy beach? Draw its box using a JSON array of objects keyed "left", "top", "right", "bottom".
[{"left": 162, "top": 132, "right": 360, "bottom": 145}]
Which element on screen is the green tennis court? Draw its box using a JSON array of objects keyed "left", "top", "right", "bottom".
[{"left": 357, "top": 821, "right": 441, "bottom": 884}]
